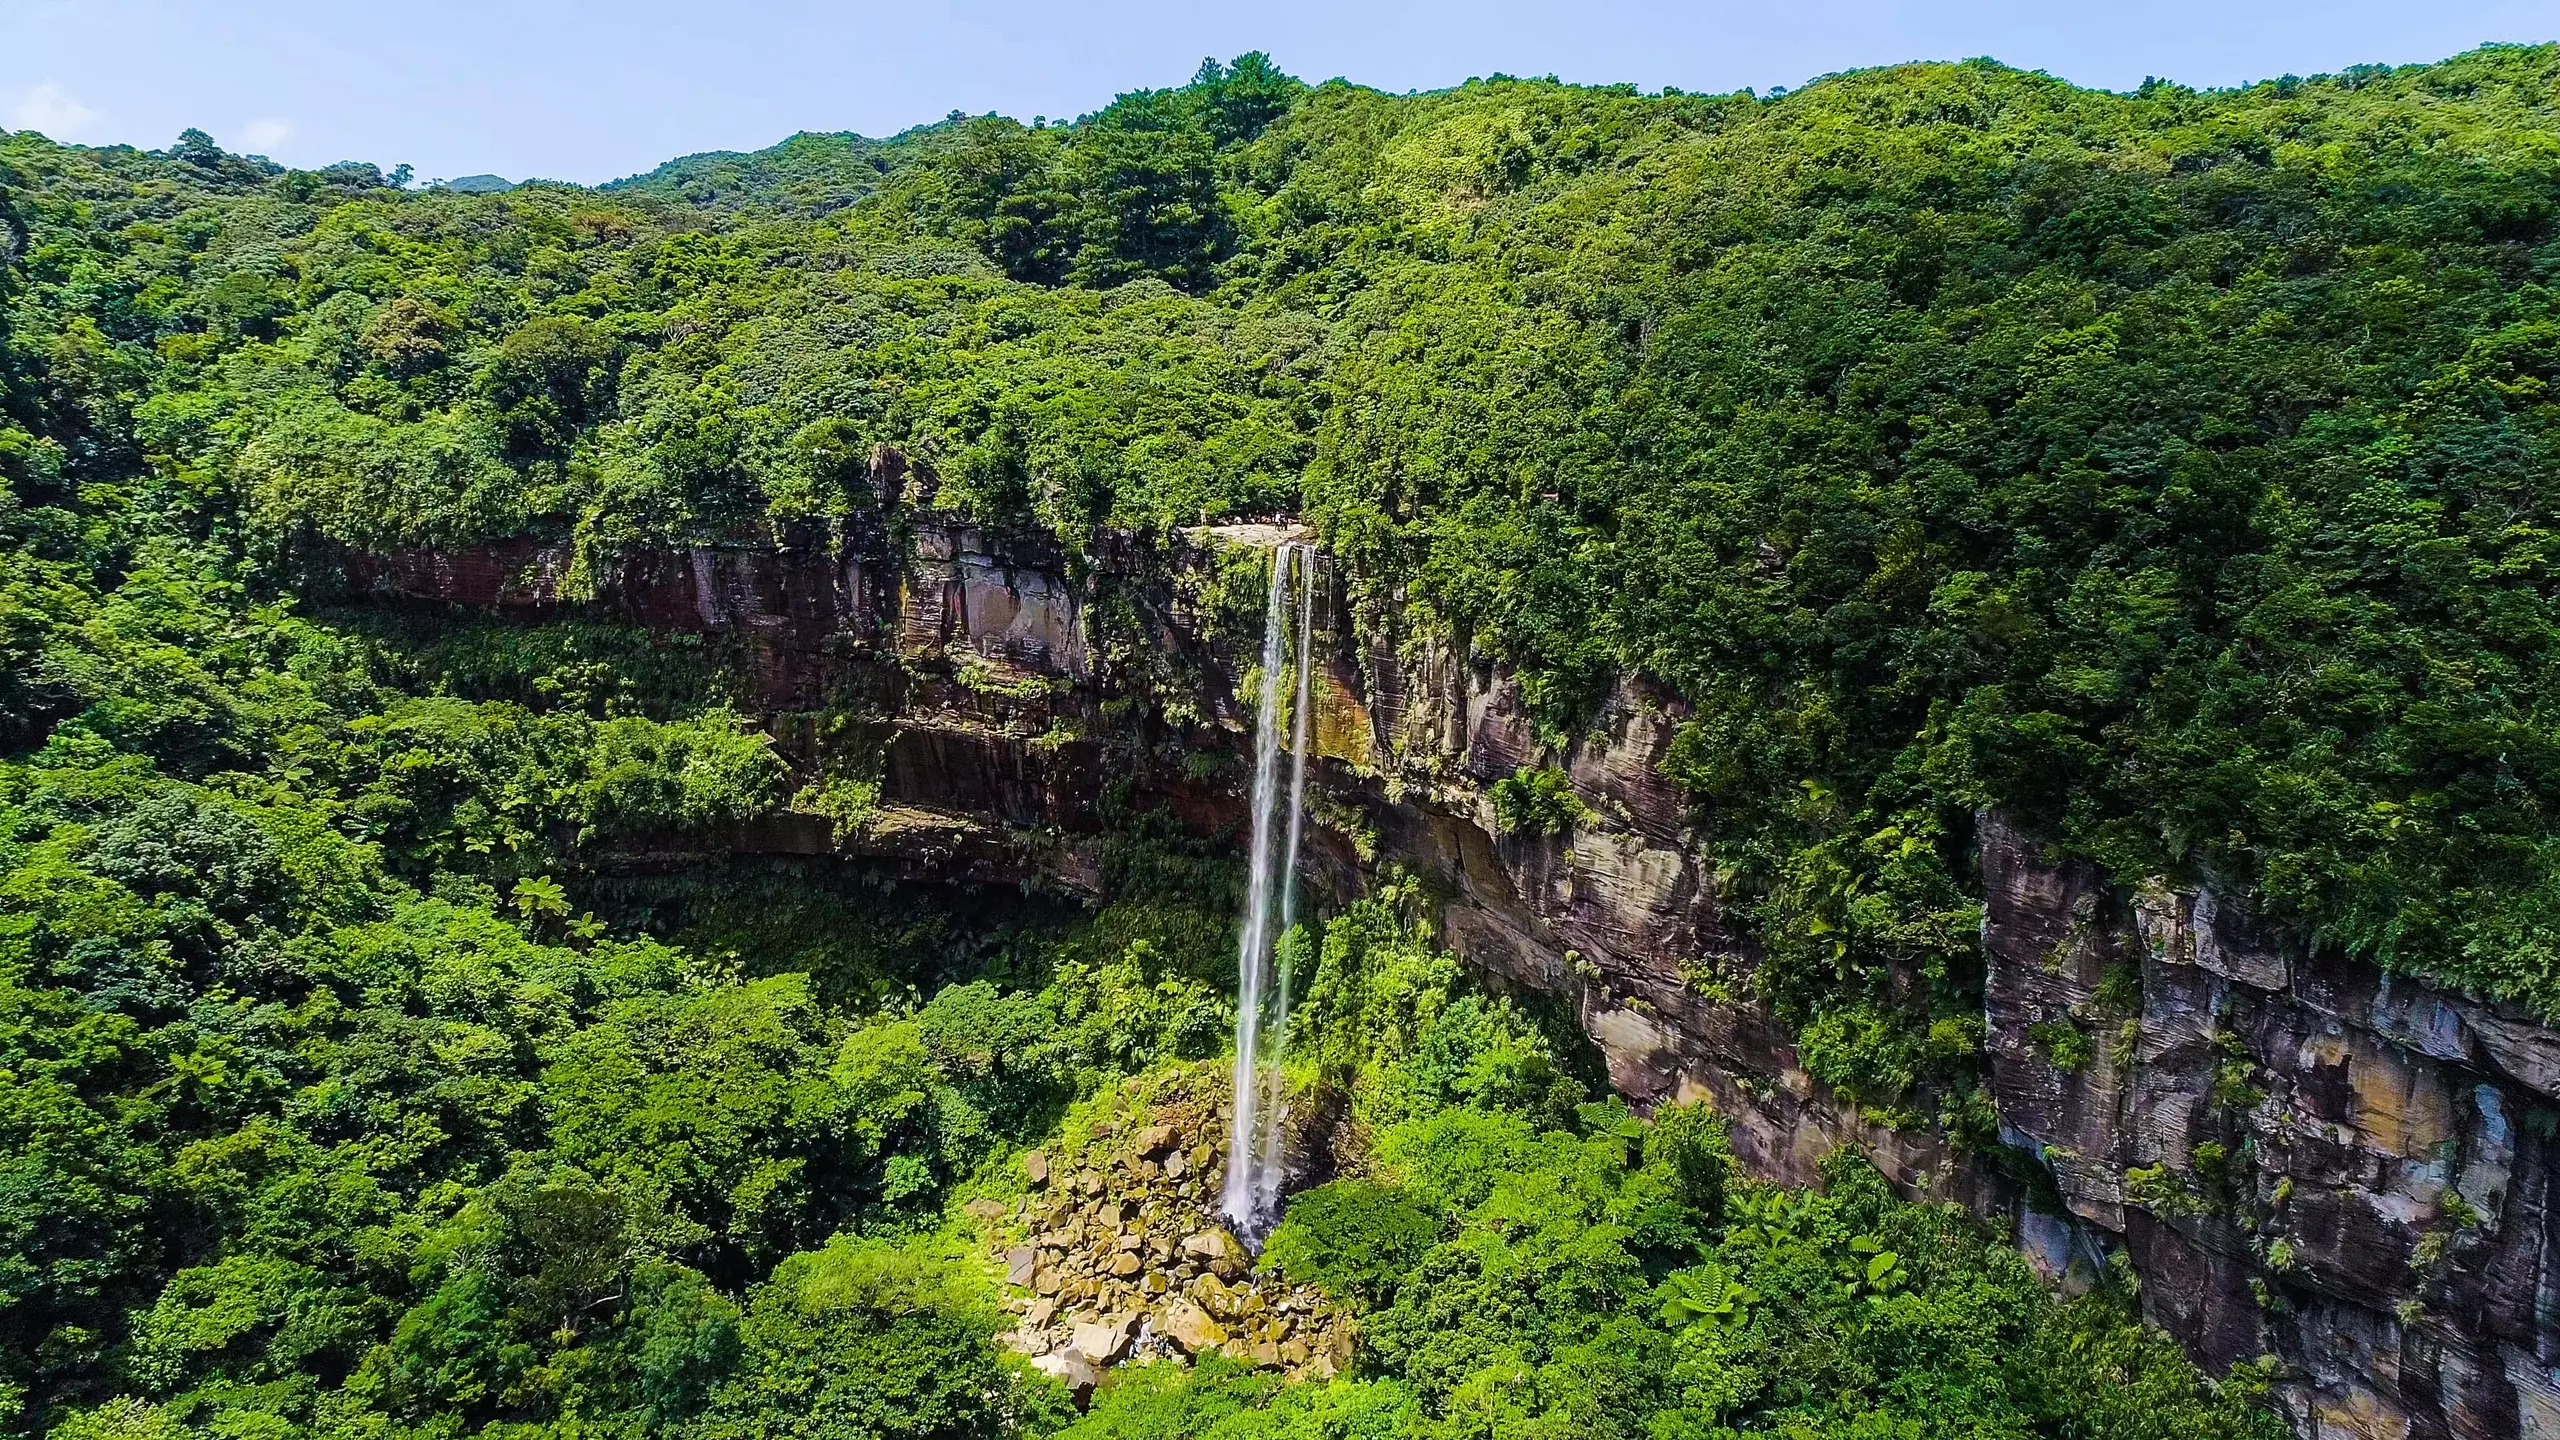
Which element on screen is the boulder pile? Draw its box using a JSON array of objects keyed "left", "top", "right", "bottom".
[{"left": 971, "top": 1076, "right": 1353, "bottom": 1400}]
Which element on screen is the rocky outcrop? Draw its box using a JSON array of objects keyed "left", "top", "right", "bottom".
[
  {"left": 333, "top": 524, "right": 2560, "bottom": 1437},
  {"left": 336, "top": 520, "right": 1097, "bottom": 709},
  {"left": 333, "top": 519, "right": 1211, "bottom": 893},
  {"left": 1982, "top": 813, "right": 2560, "bottom": 1438}
]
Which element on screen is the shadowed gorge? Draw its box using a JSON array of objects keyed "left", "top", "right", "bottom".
[{"left": 5, "top": 42, "right": 2560, "bottom": 1440}]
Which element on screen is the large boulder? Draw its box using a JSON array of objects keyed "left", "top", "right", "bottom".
[
  {"left": 1072, "top": 1314, "right": 1138, "bottom": 1364},
  {"left": 1159, "top": 1297, "right": 1226, "bottom": 1355},
  {"left": 1031, "top": 1348, "right": 1099, "bottom": 1402},
  {"left": 1182, "top": 1227, "right": 1249, "bottom": 1280}
]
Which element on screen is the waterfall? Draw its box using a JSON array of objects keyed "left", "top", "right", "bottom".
[
  {"left": 1254, "top": 550, "right": 1316, "bottom": 1223},
  {"left": 1222, "top": 541, "right": 1316, "bottom": 1238}
]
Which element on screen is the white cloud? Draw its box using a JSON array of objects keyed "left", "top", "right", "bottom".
[
  {"left": 8, "top": 80, "right": 102, "bottom": 140},
  {"left": 237, "top": 116, "right": 294, "bottom": 154}
]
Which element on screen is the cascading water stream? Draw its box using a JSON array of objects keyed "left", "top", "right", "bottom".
[
  {"left": 1253, "top": 552, "right": 1316, "bottom": 1223},
  {"left": 1221, "top": 541, "right": 1316, "bottom": 1239}
]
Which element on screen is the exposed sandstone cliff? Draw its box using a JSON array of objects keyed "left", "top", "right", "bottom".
[{"left": 332, "top": 524, "right": 2560, "bottom": 1439}]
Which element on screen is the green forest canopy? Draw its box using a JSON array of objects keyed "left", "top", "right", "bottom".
[
  {"left": 10, "top": 48, "right": 2560, "bottom": 1024},
  {"left": 0, "top": 41, "right": 2554, "bottom": 1439}
]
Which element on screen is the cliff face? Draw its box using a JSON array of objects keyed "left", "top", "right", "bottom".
[
  {"left": 339, "top": 526, "right": 2560, "bottom": 1440},
  {"left": 1983, "top": 817, "right": 2560, "bottom": 1438}
]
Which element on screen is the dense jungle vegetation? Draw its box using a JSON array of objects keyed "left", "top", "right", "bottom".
[{"left": 4, "top": 40, "right": 2556, "bottom": 1439}]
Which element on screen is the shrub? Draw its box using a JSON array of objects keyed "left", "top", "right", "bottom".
[{"left": 1487, "top": 765, "right": 1591, "bottom": 836}]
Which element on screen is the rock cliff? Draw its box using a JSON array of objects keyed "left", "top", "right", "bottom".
[
  {"left": 1983, "top": 814, "right": 2560, "bottom": 1438},
  {"left": 330, "top": 522, "right": 2560, "bottom": 1439}
]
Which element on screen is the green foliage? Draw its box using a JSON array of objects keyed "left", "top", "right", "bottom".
[
  {"left": 606, "top": 130, "right": 920, "bottom": 216},
  {"left": 543, "top": 975, "right": 861, "bottom": 1265},
  {"left": 1256, "top": 1180, "right": 1438, "bottom": 1306},
  {"left": 328, "top": 697, "right": 788, "bottom": 881},
  {"left": 1059, "top": 1354, "right": 1418, "bottom": 1439},
  {"left": 1288, "top": 50, "right": 2560, "bottom": 1026},
  {"left": 19, "top": 44, "right": 2560, "bottom": 1024},
  {"left": 1646, "top": 1099, "right": 1731, "bottom": 1217},
  {"left": 695, "top": 1234, "right": 1058, "bottom": 1440},
  {"left": 1221, "top": 903, "right": 2282, "bottom": 1439},
  {"left": 630, "top": 1261, "right": 742, "bottom": 1425},
  {"left": 2029, "top": 1018, "right": 2094, "bottom": 1071},
  {"left": 2126, "top": 1163, "right": 2208, "bottom": 1218},
  {"left": 1486, "top": 764, "right": 1590, "bottom": 836},
  {"left": 1294, "top": 884, "right": 1591, "bottom": 1129},
  {"left": 0, "top": 696, "right": 1232, "bottom": 1433},
  {"left": 3, "top": 44, "right": 2495, "bottom": 1440},
  {"left": 326, "top": 610, "right": 763, "bottom": 720}
]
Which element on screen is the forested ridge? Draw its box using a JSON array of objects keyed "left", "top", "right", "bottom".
[{"left": 2, "top": 42, "right": 2555, "bottom": 1439}]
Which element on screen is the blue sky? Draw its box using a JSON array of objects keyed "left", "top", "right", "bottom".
[{"left": 2, "top": 0, "right": 2553, "bottom": 186}]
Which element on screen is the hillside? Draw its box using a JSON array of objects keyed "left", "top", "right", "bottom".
[{"left": 4, "top": 43, "right": 2559, "bottom": 1440}]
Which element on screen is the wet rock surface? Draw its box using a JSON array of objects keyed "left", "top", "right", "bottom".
[{"left": 969, "top": 1073, "right": 1354, "bottom": 1397}]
